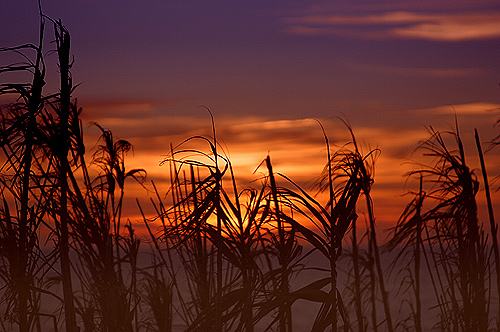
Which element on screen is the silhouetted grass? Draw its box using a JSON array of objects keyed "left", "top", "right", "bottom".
[
  {"left": 1, "top": 8, "right": 500, "bottom": 332},
  {"left": 388, "top": 125, "right": 493, "bottom": 332}
]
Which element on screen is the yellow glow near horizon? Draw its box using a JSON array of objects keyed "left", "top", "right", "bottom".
[{"left": 81, "top": 102, "right": 500, "bottom": 239}]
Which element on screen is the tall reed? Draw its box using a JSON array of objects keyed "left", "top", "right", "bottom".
[
  {"left": 0, "top": 7, "right": 47, "bottom": 331},
  {"left": 389, "top": 125, "right": 490, "bottom": 332},
  {"left": 264, "top": 122, "right": 381, "bottom": 332},
  {"left": 157, "top": 132, "right": 269, "bottom": 331},
  {"left": 53, "top": 19, "right": 78, "bottom": 332},
  {"left": 476, "top": 129, "right": 500, "bottom": 327},
  {"left": 263, "top": 155, "right": 301, "bottom": 332}
]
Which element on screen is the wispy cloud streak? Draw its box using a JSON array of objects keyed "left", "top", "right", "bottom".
[
  {"left": 415, "top": 102, "right": 500, "bottom": 115},
  {"left": 285, "top": 11, "right": 500, "bottom": 41}
]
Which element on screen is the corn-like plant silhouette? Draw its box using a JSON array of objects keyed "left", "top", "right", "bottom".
[
  {"left": 0, "top": 8, "right": 60, "bottom": 332},
  {"left": 152, "top": 130, "right": 270, "bottom": 332},
  {"left": 67, "top": 122, "right": 145, "bottom": 332},
  {"left": 258, "top": 121, "right": 388, "bottom": 332},
  {"left": 2, "top": 8, "right": 500, "bottom": 332},
  {"left": 388, "top": 125, "right": 492, "bottom": 332}
]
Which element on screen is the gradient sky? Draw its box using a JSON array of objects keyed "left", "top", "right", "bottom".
[{"left": 3, "top": 0, "right": 500, "bottom": 228}]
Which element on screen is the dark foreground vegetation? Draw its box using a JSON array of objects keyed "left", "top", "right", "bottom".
[{"left": 1, "top": 11, "right": 499, "bottom": 332}]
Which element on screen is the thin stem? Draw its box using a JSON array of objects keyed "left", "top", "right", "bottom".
[{"left": 475, "top": 129, "right": 500, "bottom": 327}]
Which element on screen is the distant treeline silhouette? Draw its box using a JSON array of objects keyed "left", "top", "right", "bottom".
[{"left": 1, "top": 10, "right": 499, "bottom": 332}]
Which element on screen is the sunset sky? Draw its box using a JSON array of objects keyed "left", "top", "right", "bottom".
[{"left": 3, "top": 0, "right": 500, "bottom": 228}]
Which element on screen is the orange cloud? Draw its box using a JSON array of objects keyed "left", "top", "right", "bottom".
[
  {"left": 84, "top": 106, "right": 500, "bottom": 230},
  {"left": 285, "top": 11, "right": 500, "bottom": 41},
  {"left": 415, "top": 102, "right": 500, "bottom": 115}
]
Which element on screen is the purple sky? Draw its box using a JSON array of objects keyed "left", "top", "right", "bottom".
[
  {"left": 4, "top": 1, "right": 500, "bottom": 118},
  {"left": 2, "top": 0, "right": 500, "bottom": 226}
]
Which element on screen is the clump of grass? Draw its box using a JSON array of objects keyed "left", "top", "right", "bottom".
[
  {"left": 261, "top": 120, "right": 387, "bottom": 332},
  {"left": 388, "top": 125, "right": 491, "bottom": 332},
  {"left": 154, "top": 129, "right": 269, "bottom": 332},
  {"left": 3, "top": 8, "right": 500, "bottom": 332},
  {"left": 0, "top": 6, "right": 49, "bottom": 331}
]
